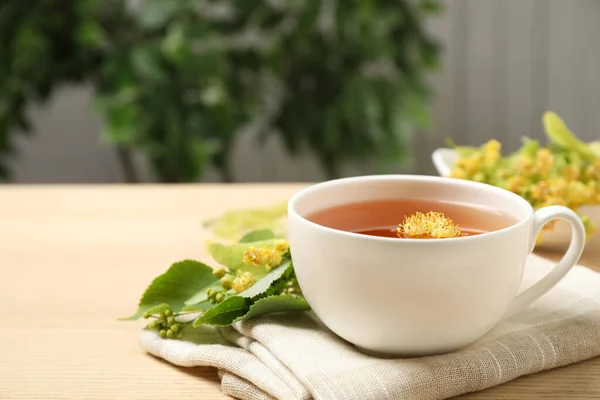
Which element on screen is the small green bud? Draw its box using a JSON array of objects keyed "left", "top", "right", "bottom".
[
  {"left": 215, "top": 292, "right": 224, "bottom": 303},
  {"left": 171, "top": 324, "right": 180, "bottom": 333},
  {"left": 159, "top": 330, "right": 167, "bottom": 338},
  {"left": 143, "top": 312, "right": 150, "bottom": 319},
  {"left": 207, "top": 289, "right": 215, "bottom": 298},
  {"left": 177, "top": 332, "right": 184, "bottom": 340},
  {"left": 212, "top": 266, "right": 227, "bottom": 278},
  {"left": 167, "top": 316, "right": 175, "bottom": 326},
  {"left": 220, "top": 274, "right": 234, "bottom": 289},
  {"left": 158, "top": 313, "right": 166, "bottom": 321},
  {"left": 166, "top": 330, "right": 174, "bottom": 338},
  {"left": 164, "top": 309, "right": 173, "bottom": 317},
  {"left": 209, "top": 297, "right": 216, "bottom": 304}
]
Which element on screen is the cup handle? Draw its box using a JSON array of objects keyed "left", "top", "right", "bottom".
[{"left": 503, "top": 205, "right": 586, "bottom": 318}]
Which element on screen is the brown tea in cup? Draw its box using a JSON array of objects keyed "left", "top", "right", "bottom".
[{"left": 306, "top": 198, "right": 515, "bottom": 239}]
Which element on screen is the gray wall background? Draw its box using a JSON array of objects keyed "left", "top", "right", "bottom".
[{"left": 7, "top": 0, "right": 600, "bottom": 184}]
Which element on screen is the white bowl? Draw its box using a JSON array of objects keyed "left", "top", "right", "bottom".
[{"left": 431, "top": 148, "right": 600, "bottom": 252}]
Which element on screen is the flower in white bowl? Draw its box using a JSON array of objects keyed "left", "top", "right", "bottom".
[{"left": 430, "top": 111, "right": 600, "bottom": 251}]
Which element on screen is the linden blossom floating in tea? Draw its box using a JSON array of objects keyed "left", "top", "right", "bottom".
[
  {"left": 306, "top": 198, "right": 514, "bottom": 239},
  {"left": 397, "top": 211, "right": 462, "bottom": 239}
]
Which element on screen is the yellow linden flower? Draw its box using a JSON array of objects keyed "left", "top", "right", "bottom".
[
  {"left": 530, "top": 181, "right": 549, "bottom": 201},
  {"left": 566, "top": 181, "right": 595, "bottom": 204},
  {"left": 562, "top": 165, "right": 580, "bottom": 181},
  {"left": 482, "top": 139, "right": 501, "bottom": 165},
  {"left": 449, "top": 112, "right": 600, "bottom": 242},
  {"left": 585, "top": 159, "right": 600, "bottom": 181},
  {"left": 515, "top": 154, "right": 534, "bottom": 175},
  {"left": 450, "top": 167, "right": 468, "bottom": 179},
  {"left": 456, "top": 154, "right": 482, "bottom": 175},
  {"left": 494, "top": 168, "right": 511, "bottom": 181},
  {"left": 546, "top": 178, "right": 568, "bottom": 198},
  {"left": 242, "top": 247, "right": 283, "bottom": 269},
  {"left": 534, "top": 148, "right": 554, "bottom": 177},
  {"left": 274, "top": 239, "right": 290, "bottom": 253},
  {"left": 506, "top": 176, "right": 525, "bottom": 193},
  {"left": 232, "top": 271, "right": 255, "bottom": 293},
  {"left": 397, "top": 211, "right": 461, "bottom": 239}
]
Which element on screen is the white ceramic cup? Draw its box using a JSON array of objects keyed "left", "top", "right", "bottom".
[{"left": 287, "top": 175, "right": 586, "bottom": 357}]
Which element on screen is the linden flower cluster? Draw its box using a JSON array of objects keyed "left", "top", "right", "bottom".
[
  {"left": 210, "top": 266, "right": 255, "bottom": 300},
  {"left": 397, "top": 211, "right": 462, "bottom": 239},
  {"left": 208, "top": 240, "right": 291, "bottom": 302},
  {"left": 137, "top": 237, "right": 297, "bottom": 342},
  {"left": 242, "top": 239, "right": 289, "bottom": 271},
  {"left": 450, "top": 137, "right": 600, "bottom": 239},
  {"left": 143, "top": 308, "right": 184, "bottom": 339}
]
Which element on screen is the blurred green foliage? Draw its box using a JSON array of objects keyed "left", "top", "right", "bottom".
[
  {"left": 0, "top": 0, "right": 104, "bottom": 179},
  {"left": 0, "top": 0, "right": 442, "bottom": 182}
]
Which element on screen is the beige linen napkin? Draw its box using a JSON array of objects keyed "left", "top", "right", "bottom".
[{"left": 139, "top": 254, "right": 600, "bottom": 400}]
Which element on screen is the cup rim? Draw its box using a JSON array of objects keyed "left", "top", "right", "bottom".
[{"left": 287, "top": 174, "right": 534, "bottom": 244}]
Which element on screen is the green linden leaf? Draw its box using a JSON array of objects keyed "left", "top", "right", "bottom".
[
  {"left": 542, "top": 111, "right": 594, "bottom": 159},
  {"left": 182, "top": 300, "right": 215, "bottom": 312},
  {"left": 120, "top": 260, "right": 219, "bottom": 320},
  {"left": 145, "top": 303, "right": 171, "bottom": 315},
  {"left": 184, "top": 281, "right": 223, "bottom": 306},
  {"left": 209, "top": 239, "right": 283, "bottom": 271},
  {"left": 193, "top": 296, "right": 250, "bottom": 327},
  {"left": 238, "top": 259, "right": 292, "bottom": 299},
  {"left": 239, "top": 229, "right": 276, "bottom": 243},
  {"left": 234, "top": 295, "right": 311, "bottom": 322},
  {"left": 203, "top": 202, "right": 287, "bottom": 240},
  {"left": 588, "top": 141, "right": 600, "bottom": 158},
  {"left": 520, "top": 137, "right": 540, "bottom": 157}
]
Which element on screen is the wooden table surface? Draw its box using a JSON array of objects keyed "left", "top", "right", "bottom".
[{"left": 1, "top": 184, "right": 599, "bottom": 400}]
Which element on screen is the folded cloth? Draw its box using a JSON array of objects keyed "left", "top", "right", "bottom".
[{"left": 139, "top": 255, "right": 600, "bottom": 400}]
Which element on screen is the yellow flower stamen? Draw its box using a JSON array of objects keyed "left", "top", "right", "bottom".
[
  {"left": 243, "top": 247, "right": 283, "bottom": 268},
  {"left": 397, "top": 211, "right": 461, "bottom": 239},
  {"left": 232, "top": 271, "right": 255, "bottom": 293}
]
